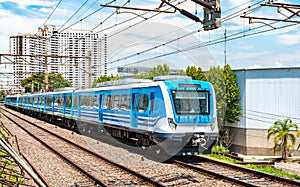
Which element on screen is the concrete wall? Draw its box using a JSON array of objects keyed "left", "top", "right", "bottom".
[
  {"left": 228, "top": 68, "right": 300, "bottom": 156},
  {"left": 228, "top": 127, "right": 300, "bottom": 156}
]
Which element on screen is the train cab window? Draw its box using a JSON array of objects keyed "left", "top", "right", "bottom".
[
  {"left": 138, "top": 94, "right": 149, "bottom": 113},
  {"left": 172, "top": 90, "right": 209, "bottom": 115}
]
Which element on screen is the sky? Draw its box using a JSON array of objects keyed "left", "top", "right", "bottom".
[{"left": 0, "top": 0, "right": 300, "bottom": 76}]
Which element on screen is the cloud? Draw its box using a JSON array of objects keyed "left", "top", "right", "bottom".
[
  {"left": 39, "top": 7, "right": 54, "bottom": 14},
  {"left": 0, "top": 0, "right": 56, "bottom": 9},
  {"left": 0, "top": 7, "right": 46, "bottom": 52},
  {"left": 278, "top": 32, "right": 300, "bottom": 45},
  {"left": 248, "top": 64, "right": 262, "bottom": 69},
  {"left": 275, "top": 62, "right": 283, "bottom": 67}
]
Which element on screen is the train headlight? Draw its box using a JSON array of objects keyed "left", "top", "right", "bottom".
[{"left": 168, "top": 118, "right": 177, "bottom": 130}]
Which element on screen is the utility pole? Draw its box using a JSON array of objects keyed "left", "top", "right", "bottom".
[
  {"left": 0, "top": 53, "right": 89, "bottom": 92},
  {"left": 45, "top": 56, "right": 49, "bottom": 91},
  {"left": 224, "top": 28, "right": 227, "bottom": 66},
  {"left": 88, "top": 50, "right": 92, "bottom": 88}
]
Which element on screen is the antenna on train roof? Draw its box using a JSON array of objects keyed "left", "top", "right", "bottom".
[{"left": 153, "top": 75, "right": 192, "bottom": 81}]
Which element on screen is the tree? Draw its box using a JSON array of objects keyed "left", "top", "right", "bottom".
[
  {"left": 206, "top": 66, "right": 226, "bottom": 128},
  {"left": 267, "top": 118, "right": 298, "bottom": 160},
  {"left": 0, "top": 91, "right": 6, "bottom": 101},
  {"left": 177, "top": 69, "right": 186, "bottom": 76},
  {"left": 223, "top": 64, "right": 242, "bottom": 124},
  {"left": 135, "top": 64, "right": 170, "bottom": 79},
  {"left": 92, "top": 75, "right": 120, "bottom": 87},
  {"left": 48, "top": 74, "right": 72, "bottom": 91},
  {"left": 21, "top": 73, "right": 72, "bottom": 92},
  {"left": 186, "top": 66, "right": 207, "bottom": 81}
]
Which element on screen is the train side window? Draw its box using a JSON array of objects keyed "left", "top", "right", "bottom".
[
  {"left": 74, "top": 96, "right": 78, "bottom": 108},
  {"left": 102, "top": 95, "right": 111, "bottom": 110},
  {"left": 150, "top": 92, "right": 155, "bottom": 113},
  {"left": 112, "top": 95, "right": 120, "bottom": 110},
  {"left": 46, "top": 97, "right": 52, "bottom": 106},
  {"left": 66, "top": 96, "right": 72, "bottom": 107},
  {"left": 92, "top": 96, "right": 98, "bottom": 108},
  {"left": 138, "top": 94, "right": 149, "bottom": 113},
  {"left": 34, "top": 97, "right": 38, "bottom": 105},
  {"left": 55, "top": 97, "right": 63, "bottom": 106},
  {"left": 81, "top": 96, "right": 89, "bottom": 108},
  {"left": 120, "top": 95, "right": 130, "bottom": 111}
]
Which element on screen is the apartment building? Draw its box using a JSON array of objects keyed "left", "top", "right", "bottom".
[{"left": 10, "top": 25, "right": 107, "bottom": 92}]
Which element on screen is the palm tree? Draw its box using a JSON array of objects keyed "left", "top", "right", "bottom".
[
  {"left": 297, "top": 130, "right": 300, "bottom": 150},
  {"left": 267, "top": 118, "right": 298, "bottom": 160}
]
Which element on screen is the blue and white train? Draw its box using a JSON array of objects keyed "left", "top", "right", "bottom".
[{"left": 4, "top": 76, "right": 218, "bottom": 156}]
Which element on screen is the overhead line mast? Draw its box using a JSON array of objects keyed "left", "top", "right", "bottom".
[
  {"left": 101, "top": 0, "right": 221, "bottom": 31},
  {"left": 0, "top": 53, "right": 90, "bottom": 92},
  {"left": 241, "top": 2, "right": 300, "bottom": 24}
]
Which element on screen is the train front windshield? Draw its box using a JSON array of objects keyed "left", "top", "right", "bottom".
[{"left": 172, "top": 90, "right": 210, "bottom": 115}]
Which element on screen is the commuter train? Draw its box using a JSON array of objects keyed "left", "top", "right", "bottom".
[{"left": 4, "top": 76, "right": 218, "bottom": 156}]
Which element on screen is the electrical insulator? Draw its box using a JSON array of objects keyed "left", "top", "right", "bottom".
[{"left": 203, "top": 0, "right": 221, "bottom": 31}]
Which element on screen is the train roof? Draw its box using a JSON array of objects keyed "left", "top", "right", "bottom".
[
  {"left": 153, "top": 75, "right": 192, "bottom": 81},
  {"left": 77, "top": 80, "right": 160, "bottom": 94},
  {"left": 95, "top": 79, "right": 153, "bottom": 88}
]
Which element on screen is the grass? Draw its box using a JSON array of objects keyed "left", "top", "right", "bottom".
[
  {"left": 205, "top": 154, "right": 300, "bottom": 180},
  {"left": 0, "top": 155, "right": 25, "bottom": 185},
  {"left": 246, "top": 164, "right": 300, "bottom": 180},
  {"left": 206, "top": 154, "right": 240, "bottom": 163}
]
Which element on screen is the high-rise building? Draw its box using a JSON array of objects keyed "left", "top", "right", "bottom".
[{"left": 10, "top": 25, "right": 107, "bottom": 93}]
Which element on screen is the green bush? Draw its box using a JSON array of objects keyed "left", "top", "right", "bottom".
[
  {"left": 212, "top": 145, "right": 229, "bottom": 154},
  {"left": 207, "top": 154, "right": 239, "bottom": 163}
]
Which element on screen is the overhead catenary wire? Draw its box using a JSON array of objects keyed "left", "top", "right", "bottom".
[
  {"left": 46, "top": 0, "right": 254, "bottom": 61},
  {"left": 41, "top": 0, "right": 262, "bottom": 61},
  {"left": 107, "top": 22, "right": 298, "bottom": 70},
  {"left": 105, "top": 0, "right": 265, "bottom": 66},
  {"left": 41, "top": 0, "right": 64, "bottom": 28},
  {"left": 57, "top": 0, "right": 91, "bottom": 32},
  {"left": 58, "top": 0, "right": 185, "bottom": 55},
  {"left": 30, "top": 0, "right": 300, "bottom": 88}
]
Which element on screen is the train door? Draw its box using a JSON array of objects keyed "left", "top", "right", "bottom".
[
  {"left": 130, "top": 93, "right": 138, "bottom": 128},
  {"left": 98, "top": 94, "right": 103, "bottom": 122}
]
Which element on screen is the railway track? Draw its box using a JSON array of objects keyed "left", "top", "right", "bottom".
[
  {"left": 1, "top": 107, "right": 164, "bottom": 187},
  {"left": 172, "top": 156, "right": 300, "bottom": 187},
  {"left": 4, "top": 106, "right": 300, "bottom": 186}
]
